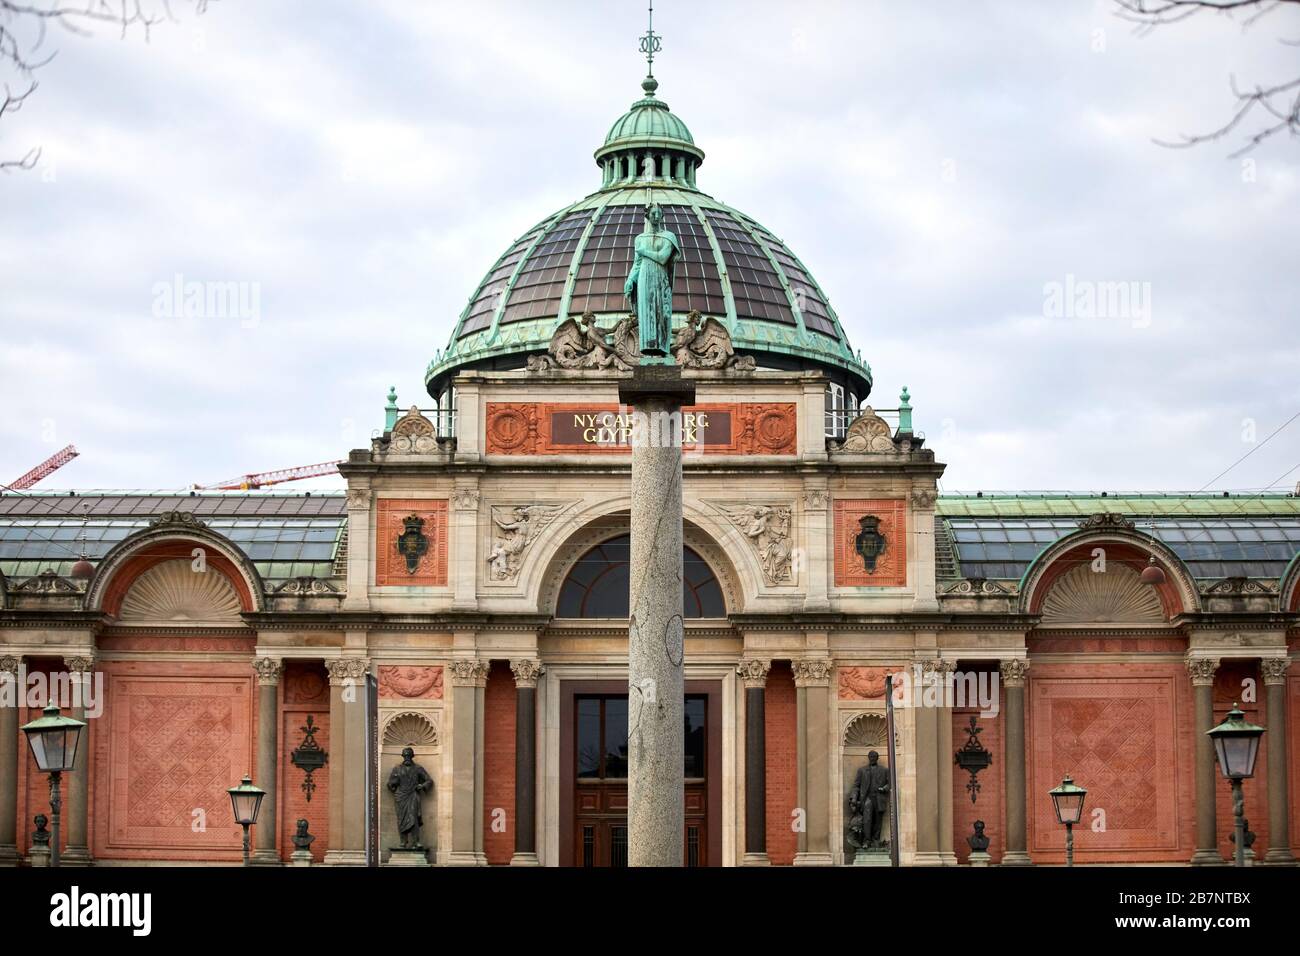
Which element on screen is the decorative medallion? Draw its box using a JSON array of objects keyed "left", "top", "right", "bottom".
[
  {"left": 954, "top": 715, "right": 993, "bottom": 804},
  {"left": 396, "top": 515, "right": 428, "bottom": 574},
  {"left": 833, "top": 499, "right": 907, "bottom": 588},
  {"left": 290, "top": 715, "right": 329, "bottom": 803},
  {"left": 854, "top": 515, "right": 887, "bottom": 572},
  {"left": 837, "top": 666, "right": 895, "bottom": 700},
  {"left": 375, "top": 499, "right": 448, "bottom": 586}
]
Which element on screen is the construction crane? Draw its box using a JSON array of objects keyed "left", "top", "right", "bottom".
[
  {"left": 193, "top": 459, "right": 344, "bottom": 491},
  {"left": 8, "top": 444, "right": 79, "bottom": 490}
]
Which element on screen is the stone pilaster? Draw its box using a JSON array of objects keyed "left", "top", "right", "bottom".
[
  {"left": 509, "top": 658, "right": 543, "bottom": 866},
  {"left": 927, "top": 659, "right": 958, "bottom": 866},
  {"left": 450, "top": 486, "right": 480, "bottom": 611},
  {"left": 737, "top": 658, "right": 771, "bottom": 865},
  {"left": 792, "top": 658, "right": 833, "bottom": 866},
  {"left": 1186, "top": 656, "right": 1224, "bottom": 865},
  {"left": 0, "top": 655, "right": 20, "bottom": 865},
  {"left": 1261, "top": 658, "right": 1296, "bottom": 865},
  {"left": 323, "top": 657, "right": 370, "bottom": 866},
  {"left": 61, "top": 655, "right": 94, "bottom": 865},
  {"left": 910, "top": 488, "right": 939, "bottom": 612},
  {"left": 252, "top": 657, "right": 282, "bottom": 865},
  {"left": 801, "top": 486, "right": 831, "bottom": 612},
  {"left": 343, "top": 486, "right": 372, "bottom": 611},
  {"left": 447, "top": 658, "right": 489, "bottom": 866},
  {"left": 999, "top": 659, "right": 1031, "bottom": 866}
]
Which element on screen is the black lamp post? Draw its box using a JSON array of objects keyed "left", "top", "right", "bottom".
[
  {"left": 1048, "top": 775, "right": 1087, "bottom": 867},
  {"left": 1206, "top": 703, "right": 1264, "bottom": 868},
  {"left": 20, "top": 702, "right": 86, "bottom": 868},
  {"left": 226, "top": 775, "right": 266, "bottom": 866}
]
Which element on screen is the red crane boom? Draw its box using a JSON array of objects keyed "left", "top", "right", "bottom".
[
  {"left": 195, "top": 459, "right": 343, "bottom": 491},
  {"left": 8, "top": 444, "right": 79, "bottom": 490}
]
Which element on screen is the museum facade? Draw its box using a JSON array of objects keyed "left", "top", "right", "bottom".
[{"left": 2, "top": 69, "right": 1299, "bottom": 867}]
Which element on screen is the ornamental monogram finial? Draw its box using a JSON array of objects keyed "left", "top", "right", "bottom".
[{"left": 639, "top": 1, "right": 662, "bottom": 77}]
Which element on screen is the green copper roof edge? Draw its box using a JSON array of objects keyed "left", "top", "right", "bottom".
[
  {"left": 445, "top": 210, "right": 558, "bottom": 344},
  {"left": 690, "top": 201, "right": 738, "bottom": 327},
  {"left": 486, "top": 204, "right": 580, "bottom": 342},
  {"left": 733, "top": 210, "right": 855, "bottom": 362},
  {"left": 424, "top": 322, "right": 872, "bottom": 388},
  {"left": 556, "top": 198, "right": 615, "bottom": 323}
]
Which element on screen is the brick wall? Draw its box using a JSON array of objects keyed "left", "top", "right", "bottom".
[
  {"left": 483, "top": 661, "right": 516, "bottom": 864},
  {"left": 765, "top": 662, "right": 798, "bottom": 865},
  {"left": 279, "top": 661, "right": 330, "bottom": 863}
]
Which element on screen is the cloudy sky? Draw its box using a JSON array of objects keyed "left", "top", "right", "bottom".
[{"left": 2, "top": 0, "right": 1297, "bottom": 494}]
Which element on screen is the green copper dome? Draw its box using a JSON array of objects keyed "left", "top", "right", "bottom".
[
  {"left": 426, "top": 75, "right": 871, "bottom": 399},
  {"left": 601, "top": 76, "right": 698, "bottom": 151}
]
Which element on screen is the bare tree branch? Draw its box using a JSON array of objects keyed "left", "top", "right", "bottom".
[
  {"left": 1114, "top": 0, "right": 1300, "bottom": 155},
  {"left": 0, "top": 0, "right": 212, "bottom": 170}
]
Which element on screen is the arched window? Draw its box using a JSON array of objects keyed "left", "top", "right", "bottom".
[{"left": 557, "top": 534, "right": 725, "bottom": 618}]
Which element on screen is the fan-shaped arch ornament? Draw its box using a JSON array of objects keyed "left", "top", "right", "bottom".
[
  {"left": 1039, "top": 563, "right": 1166, "bottom": 625},
  {"left": 118, "top": 559, "right": 242, "bottom": 624},
  {"left": 843, "top": 713, "right": 888, "bottom": 749},
  {"left": 382, "top": 711, "right": 439, "bottom": 749}
]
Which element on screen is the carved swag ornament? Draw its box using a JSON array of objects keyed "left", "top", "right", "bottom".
[{"left": 527, "top": 310, "right": 755, "bottom": 372}]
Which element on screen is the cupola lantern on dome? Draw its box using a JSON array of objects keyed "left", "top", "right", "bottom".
[{"left": 426, "top": 10, "right": 873, "bottom": 403}]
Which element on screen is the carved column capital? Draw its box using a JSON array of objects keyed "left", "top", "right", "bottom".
[
  {"left": 509, "top": 659, "right": 544, "bottom": 688},
  {"left": 252, "top": 657, "right": 283, "bottom": 686},
  {"left": 1184, "top": 656, "right": 1220, "bottom": 686},
  {"left": 1260, "top": 658, "right": 1291, "bottom": 685},
  {"left": 452, "top": 488, "right": 481, "bottom": 511},
  {"left": 792, "top": 658, "right": 833, "bottom": 688},
  {"left": 736, "top": 658, "right": 771, "bottom": 689},
  {"left": 0, "top": 654, "right": 21, "bottom": 679},
  {"left": 326, "top": 657, "right": 370, "bottom": 686},
  {"left": 802, "top": 488, "right": 829, "bottom": 512},
  {"left": 447, "top": 659, "right": 490, "bottom": 687},
  {"left": 63, "top": 655, "right": 95, "bottom": 674},
  {"left": 910, "top": 488, "right": 938, "bottom": 510},
  {"left": 345, "top": 488, "right": 371, "bottom": 511},
  {"left": 921, "top": 658, "right": 957, "bottom": 679},
  {"left": 998, "top": 658, "right": 1030, "bottom": 688}
]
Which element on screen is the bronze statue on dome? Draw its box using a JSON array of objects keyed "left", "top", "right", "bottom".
[{"left": 624, "top": 203, "right": 681, "bottom": 361}]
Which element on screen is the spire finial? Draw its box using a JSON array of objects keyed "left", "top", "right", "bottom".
[{"left": 639, "top": 1, "right": 661, "bottom": 80}]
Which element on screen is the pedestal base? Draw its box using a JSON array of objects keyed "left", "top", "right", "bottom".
[
  {"left": 444, "top": 850, "right": 488, "bottom": 866},
  {"left": 792, "top": 851, "right": 834, "bottom": 866},
  {"left": 967, "top": 851, "right": 992, "bottom": 868},
  {"left": 322, "top": 849, "right": 367, "bottom": 867},
  {"left": 509, "top": 852, "right": 541, "bottom": 866},
  {"left": 741, "top": 852, "right": 772, "bottom": 866},
  {"left": 1190, "top": 848, "right": 1226, "bottom": 866},
  {"left": 1263, "top": 847, "right": 1298, "bottom": 866},
  {"left": 28, "top": 846, "right": 51, "bottom": 868},
  {"left": 386, "top": 847, "right": 431, "bottom": 867},
  {"left": 998, "top": 850, "right": 1033, "bottom": 866},
  {"left": 250, "top": 849, "right": 281, "bottom": 867},
  {"left": 0, "top": 844, "right": 21, "bottom": 867},
  {"left": 60, "top": 846, "right": 92, "bottom": 867},
  {"left": 290, "top": 850, "right": 313, "bottom": 867},
  {"left": 852, "top": 848, "right": 891, "bottom": 867}
]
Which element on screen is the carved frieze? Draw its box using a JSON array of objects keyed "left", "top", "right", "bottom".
[
  {"left": 831, "top": 408, "right": 896, "bottom": 454},
  {"left": 838, "top": 666, "right": 894, "bottom": 700},
  {"left": 486, "top": 503, "right": 571, "bottom": 582},
  {"left": 377, "top": 665, "right": 443, "bottom": 700},
  {"left": 387, "top": 406, "right": 439, "bottom": 455},
  {"left": 719, "top": 504, "right": 794, "bottom": 585}
]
